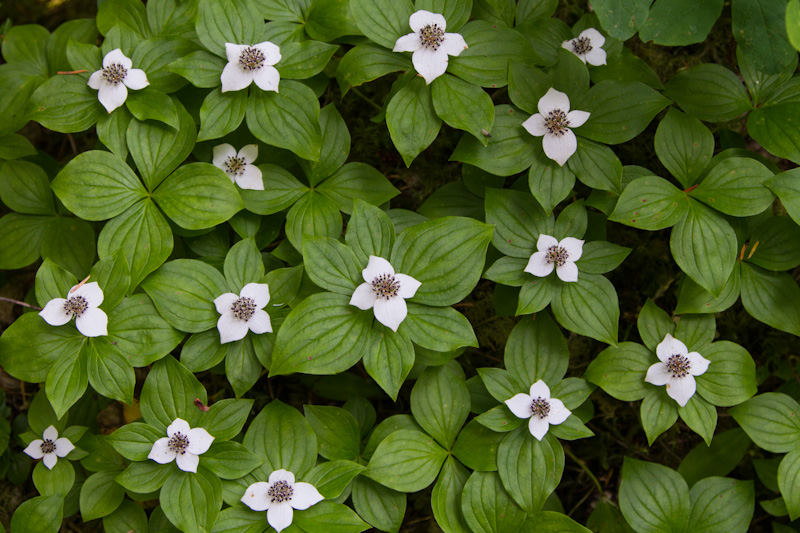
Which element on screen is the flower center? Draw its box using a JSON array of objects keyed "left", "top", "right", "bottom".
[
  {"left": 63, "top": 295, "right": 89, "bottom": 317},
  {"left": 419, "top": 24, "right": 445, "bottom": 50},
  {"left": 530, "top": 397, "right": 551, "bottom": 419},
  {"left": 239, "top": 47, "right": 265, "bottom": 71},
  {"left": 545, "top": 245, "right": 569, "bottom": 267},
  {"left": 371, "top": 273, "right": 400, "bottom": 300},
  {"left": 666, "top": 354, "right": 691, "bottom": 378},
  {"left": 572, "top": 36, "right": 593, "bottom": 55},
  {"left": 268, "top": 480, "right": 294, "bottom": 503},
  {"left": 168, "top": 432, "right": 190, "bottom": 454},
  {"left": 231, "top": 297, "right": 256, "bottom": 321},
  {"left": 40, "top": 439, "right": 56, "bottom": 454},
  {"left": 102, "top": 63, "right": 127, "bottom": 85},
  {"left": 544, "top": 109, "right": 570, "bottom": 136},
  {"left": 224, "top": 156, "right": 247, "bottom": 177}
]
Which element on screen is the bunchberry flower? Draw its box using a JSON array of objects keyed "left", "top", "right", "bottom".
[
  {"left": 525, "top": 234, "right": 584, "bottom": 283},
  {"left": 39, "top": 281, "right": 108, "bottom": 337},
  {"left": 349, "top": 256, "right": 421, "bottom": 332},
  {"left": 87, "top": 48, "right": 149, "bottom": 113},
  {"left": 522, "top": 88, "right": 590, "bottom": 166},
  {"left": 147, "top": 418, "right": 214, "bottom": 473},
  {"left": 393, "top": 10, "right": 468, "bottom": 84},
  {"left": 505, "top": 380, "right": 571, "bottom": 441},
  {"left": 23, "top": 425, "right": 75, "bottom": 470},
  {"left": 562, "top": 28, "right": 607, "bottom": 66},
  {"left": 221, "top": 42, "right": 281, "bottom": 93},
  {"left": 241, "top": 469, "right": 324, "bottom": 533},
  {"left": 212, "top": 143, "right": 264, "bottom": 190},
  {"left": 214, "top": 283, "right": 272, "bottom": 344},
  {"left": 645, "top": 334, "right": 710, "bottom": 407}
]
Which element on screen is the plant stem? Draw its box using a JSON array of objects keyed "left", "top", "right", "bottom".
[
  {"left": 349, "top": 87, "right": 382, "bottom": 111},
  {"left": 0, "top": 297, "right": 42, "bottom": 311},
  {"left": 564, "top": 445, "right": 604, "bottom": 495}
]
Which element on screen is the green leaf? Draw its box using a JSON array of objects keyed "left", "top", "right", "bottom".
[
  {"left": 31, "top": 74, "right": 104, "bottom": 133},
  {"left": 305, "top": 0, "right": 361, "bottom": 41},
  {"left": 317, "top": 162, "right": 399, "bottom": 212},
  {"left": 223, "top": 238, "right": 265, "bottom": 291},
  {"left": 363, "top": 325, "right": 415, "bottom": 400},
  {"left": 695, "top": 341, "right": 757, "bottom": 407},
  {"left": 335, "top": 44, "right": 411, "bottom": 95},
  {"left": 640, "top": 387, "right": 679, "bottom": 445},
  {"left": 690, "top": 157, "right": 774, "bottom": 216},
  {"left": 139, "top": 356, "right": 207, "bottom": 431},
  {"left": 243, "top": 400, "right": 317, "bottom": 475},
  {"left": 411, "top": 364, "right": 471, "bottom": 449},
  {"left": 293, "top": 501, "right": 371, "bottom": 533},
  {"left": 0, "top": 316, "right": 80, "bottom": 384},
  {"left": 115, "top": 461, "right": 171, "bottom": 493},
  {"left": 9, "top": 495, "right": 63, "bottom": 533},
  {"left": 740, "top": 262, "right": 800, "bottom": 337},
  {"left": 33, "top": 459, "right": 75, "bottom": 497},
  {"left": 346, "top": 200, "right": 396, "bottom": 266},
  {"left": 431, "top": 456, "right": 471, "bottom": 533},
  {"left": 202, "top": 441, "right": 263, "bottom": 480},
  {"left": 305, "top": 460, "right": 365, "bottom": 500},
  {"left": 167, "top": 50, "right": 225, "bottom": 88},
  {"left": 484, "top": 256, "right": 527, "bottom": 287},
  {"left": 577, "top": 241, "right": 631, "bottom": 275},
  {"left": 96, "top": 106, "right": 132, "bottom": 161},
  {"left": 747, "top": 215, "right": 800, "bottom": 271},
  {"left": 199, "top": 398, "right": 253, "bottom": 441},
  {"left": 285, "top": 192, "right": 343, "bottom": 251},
  {"left": 350, "top": 0, "right": 414, "bottom": 49},
  {"left": 224, "top": 336, "right": 263, "bottom": 397},
  {"left": 577, "top": 81, "right": 670, "bottom": 144},
  {"left": 351, "top": 476, "right": 407, "bottom": 533},
  {"left": 664, "top": 64, "right": 751, "bottom": 122},
  {"left": 161, "top": 468, "right": 222, "bottom": 533},
  {"left": 0, "top": 160, "right": 55, "bottom": 215},
  {"left": 591, "top": 0, "right": 650, "bottom": 40},
  {"left": 403, "top": 303, "right": 477, "bottom": 352},
  {"left": 386, "top": 76, "right": 442, "bottom": 166},
  {"left": 125, "top": 90, "right": 179, "bottom": 128},
  {"left": 197, "top": 88, "right": 247, "bottom": 142},
  {"left": 778, "top": 448, "right": 800, "bottom": 520},
  {"left": 40, "top": 217, "right": 96, "bottom": 279},
  {"left": 675, "top": 266, "right": 741, "bottom": 315},
  {"left": 529, "top": 150, "right": 576, "bottom": 215},
  {"left": 479, "top": 367, "right": 523, "bottom": 404},
  {"left": 485, "top": 188, "right": 551, "bottom": 258},
  {"left": 0, "top": 132, "right": 36, "bottom": 160},
  {"left": 733, "top": 0, "right": 794, "bottom": 75},
  {"left": 673, "top": 314, "right": 715, "bottom": 353},
  {"left": 517, "top": 276, "right": 555, "bottom": 315},
  {"left": 551, "top": 273, "right": 619, "bottom": 345},
  {"left": 461, "top": 471, "right": 526, "bottom": 533},
  {"left": 585, "top": 342, "right": 652, "bottom": 402},
  {"left": 364, "top": 429, "right": 448, "bottom": 493},
  {"left": 655, "top": 108, "right": 715, "bottom": 188},
  {"left": 277, "top": 40, "right": 338, "bottom": 80},
  {"left": 299, "top": 104, "right": 350, "bottom": 186},
  {"left": 107, "top": 422, "right": 162, "bottom": 460},
  {"left": 637, "top": 298, "right": 674, "bottom": 352},
  {"left": 86, "top": 341, "right": 135, "bottom": 404},
  {"left": 619, "top": 458, "right": 690, "bottom": 533},
  {"left": 609, "top": 175, "right": 688, "bottom": 231},
  {"left": 196, "top": 0, "right": 262, "bottom": 57},
  {"left": 497, "top": 428, "right": 564, "bottom": 513},
  {"left": 0, "top": 214, "right": 49, "bottom": 269},
  {"left": 730, "top": 393, "right": 800, "bottom": 453},
  {"left": 687, "top": 477, "right": 754, "bottom": 533},
  {"left": 506, "top": 314, "right": 569, "bottom": 386},
  {"left": 678, "top": 394, "right": 717, "bottom": 445},
  {"left": 452, "top": 419, "right": 503, "bottom": 472},
  {"left": 45, "top": 343, "right": 89, "bottom": 419},
  {"left": 103, "top": 500, "right": 149, "bottom": 533},
  {"left": 79, "top": 470, "right": 125, "bottom": 521},
  {"left": 678, "top": 428, "right": 752, "bottom": 488},
  {"left": 748, "top": 103, "right": 800, "bottom": 165},
  {"left": 432, "top": 74, "right": 494, "bottom": 144},
  {"left": 303, "top": 405, "right": 361, "bottom": 461},
  {"left": 241, "top": 165, "right": 308, "bottom": 216},
  {"left": 568, "top": 138, "right": 623, "bottom": 194},
  {"left": 639, "top": 0, "right": 723, "bottom": 46}
]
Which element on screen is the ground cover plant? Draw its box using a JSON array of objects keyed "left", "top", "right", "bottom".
[{"left": 1, "top": 0, "right": 800, "bottom": 531}]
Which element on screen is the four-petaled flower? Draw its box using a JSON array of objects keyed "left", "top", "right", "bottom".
[
  {"left": 212, "top": 143, "right": 264, "bottom": 190},
  {"left": 522, "top": 88, "right": 590, "bottom": 166},
  {"left": 645, "top": 334, "right": 710, "bottom": 407},
  {"left": 23, "top": 425, "right": 75, "bottom": 470},
  {"left": 221, "top": 42, "right": 281, "bottom": 93},
  {"left": 148, "top": 418, "right": 214, "bottom": 473},
  {"left": 525, "top": 234, "right": 584, "bottom": 283},
  {"left": 214, "top": 283, "right": 272, "bottom": 344},
  {"left": 39, "top": 281, "right": 108, "bottom": 337},
  {"left": 242, "top": 469, "right": 324, "bottom": 532},
  {"left": 393, "top": 10, "right": 468, "bottom": 85},
  {"left": 349, "top": 256, "right": 421, "bottom": 332},
  {"left": 562, "top": 28, "right": 607, "bottom": 66},
  {"left": 87, "top": 48, "right": 149, "bottom": 113},
  {"left": 505, "top": 380, "right": 571, "bottom": 441}
]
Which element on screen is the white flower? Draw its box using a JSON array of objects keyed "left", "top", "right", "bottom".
[
  {"left": 212, "top": 143, "right": 264, "bottom": 190},
  {"left": 562, "top": 28, "right": 607, "bottom": 66},
  {"left": 505, "top": 380, "right": 571, "bottom": 441},
  {"left": 39, "top": 281, "right": 108, "bottom": 337},
  {"left": 87, "top": 48, "right": 149, "bottom": 113},
  {"left": 23, "top": 425, "right": 75, "bottom": 470},
  {"left": 393, "top": 10, "right": 468, "bottom": 85},
  {"left": 522, "top": 88, "right": 590, "bottom": 167},
  {"left": 241, "top": 469, "right": 324, "bottom": 533},
  {"left": 645, "top": 334, "right": 711, "bottom": 407},
  {"left": 147, "top": 418, "right": 214, "bottom": 473},
  {"left": 221, "top": 42, "right": 281, "bottom": 93},
  {"left": 214, "top": 283, "right": 272, "bottom": 344},
  {"left": 524, "top": 234, "right": 584, "bottom": 283},
  {"left": 349, "top": 256, "right": 421, "bottom": 332}
]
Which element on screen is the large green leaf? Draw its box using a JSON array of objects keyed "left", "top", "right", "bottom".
[
  {"left": 497, "top": 428, "right": 564, "bottom": 513},
  {"left": 431, "top": 456, "right": 471, "bottom": 533},
  {"left": 31, "top": 74, "right": 104, "bottom": 133},
  {"left": 639, "top": 0, "right": 723, "bottom": 46},
  {"left": 363, "top": 429, "right": 448, "bottom": 493},
  {"left": 195, "top": 0, "right": 263, "bottom": 57},
  {"left": 485, "top": 188, "right": 551, "bottom": 258},
  {"left": 654, "top": 108, "right": 714, "bottom": 188},
  {"left": 748, "top": 103, "right": 800, "bottom": 165},
  {"left": 336, "top": 44, "right": 411, "bottom": 95},
  {"left": 505, "top": 314, "right": 568, "bottom": 386},
  {"left": 140, "top": 356, "right": 207, "bottom": 431},
  {"left": 695, "top": 341, "right": 757, "bottom": 407},
  {"left": 386, "top": 76, "right": 442, "bottom": 166},
  {"left": 730, "top": 393, "right": 800, "bottom": 453},
  {"left": 410, "top": 364, "right": 471, "bottom": 449},
  {"left": 403, "top": 303, "right": 477, "bottom": 352},
  {"left": 243, "top": 400, "right": 317, "bottom": 475},
  {"left": 584, "top": 342, "right": 652, "bottom": 402},
  {"left": 197, "top": 88, "right": 247, "bottom": 142},
  {"left": 577, "top": 81, "right": 670, "bottom": 144},
  {"left": 461, "top": 471, "right": 526, "bottom": 533},
  {"left": 733, "top": 0, "right": 795, "bottom": 75},
  {"left": 740, "top": 262, "right": 800, "bottom": 336},
  {"left": 690, "top": 157, "right": 774, "bottom": 216},
  {"left": 299, "top": 104, "right": 350, "bottom": 187},
  {"left": 664, "top": 64, "right": 751, "bottom": 122},
  {"left": 0, "top": 160, "right": 55, "bottom": 215},
  {"left": 160, "top": 468, "right": 222, "bottom": 533},
  {"left": 779, "top": 448, "right": 800, "bottom": 520},
  {"left": 350, "top": 0, "right": 414, "bottom": 49},
  {"left": 686, "top": 477, "right": 754, "bottom": 533},
  {"left": 363, "top": 325, "right": 415, "bottom": 400},
  {"left": 551, "top": 273, "right": 619, "bottom": 345},
  {"left": 591, "top": 0, "right": 650, "bottom": 40},
  {"left": 619, "top": 458, "right": 690, "bottom": 533}
]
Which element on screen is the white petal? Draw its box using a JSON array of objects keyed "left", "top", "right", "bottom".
[
  {"left": 242, "top": 482, "right": 271, "bottom": 511},
  {"left": 584, "top": 48, "right": 607, "bottom": 66},
  {"left": 528, "top": 416, "right": 550, "bottom": 441},
  {"left": 393, "top": 33, "right": 420, "bottom": 53},
  {"left": 214, "top": 292, "right": 239, "bottom": 315},
  {"left": 39, "top": 299, "right": 71, "bottom": 326},
  {"left": 186, "top": 427, "right": 214, "bottom": 455},
  {"left": 253, "top": 65, "right": 280, "bottom": 93},
  {"left": 440, "top": 32, "right": 468, "bottom": 57},
  {"left": 656, "top": 334, "right": 688, "bottom": 363},
  {"left": 248, "top": 310, "right": 273, "bottom": 334},
  {"left": 225, "top": 43, "right": 249, "bottom": 64},
  {"left": 291, "top": 482, "right": 324, "bottom": 510},
  {"left": 362, "top": 256, "right": 395, "bottom": 282},
  {"left": 538, "top": 88, "right": 571, "bottom": 115},
  {"left": 217, "top": 312, "right": 250, "bottom": 344},
  {"left": 87, "top": 70, "right": 104, "bottom": 90},
  {"left": 409, "top": 10, "right": 447, "bottom": 33},
  {"left": 23, "top": 440, "right": 45, "bottom": 460},
  {"left": 220, "top": 62, "right": 253, "bottom": 93},
  {"left": 103, "top": 48, "right": 131, "bottom": 70},
  {"left": 237, "top": 144, "right": 259, "bottom": 164},
  {"left": 395, "top": 273, "right": 421, "bottom": 299},
  {"left": 254, "top": 41, "right": 282, "bottom": 66},
  {"left": 645, "top": 362, "right": 672, "bottom": 386},
  {"left": 176, "top": 451, "right": 199, "bottom": 473},
  {"left": 559, "top": 237, "right": 584, "bottom": 261},
  {"left": 212, "top": 144, "right": 236, "bottom": 169},
  {"left": 54, "top": 438, "right": 75, "bottom": 457},
  {"left": 267, "top": 502, "right": 293, "bottom": 533},
  {"left": 123, "top": 68, "right": 149, "bottom": 90},
  {"left": 168, "top": 419, "right": 191, "bottom": 438},
  {"left": 667, "top": 375, "right": 696, "bottom": 407},
  {"left": 555, "top": 261, "right": 579, "bottom": 283},
  {"left": 522, "top": 114, "right": 548, "bottom": 137},
  {"left": 43, "top": 426, "right": 58, "bottom": 441},
  {"left": 240, "top": 283, "right": 270, "bottom": 309},
  {"left": 75, "top": 308, "right": 108, "bottom": 337},
  {"left": 580, "top": 28, "right": 605, "bottom": 47},
  {"left": 542, "top": 129, "right": 577, "bottom": 167},
  {"left": 236, "top": 165, "right": 264, "bottom": 190},
  {"left": 687, "top": 351, "right": 711, "bottom": 377},
  {"left": 72, "top": 281, "right": 104, "bottom": 307},
  {"left": 350, "top": 283, "right": 377, "bottom": 310},
  {"left": 148, "top": 438, "right": 177, "bottom": 464},
  {"left": 524, "top": 252, "right": 554, "bottom": 278},
  {"left": 536, "top": 234, "right": 559, "bottom": 252},
  {"left": 97, "top": 82, "right": 128, "bottom": 113},
  {"left": 43, "top": 453, "right": 58, "bottom": 470},
  {"left": 505, "top": 393, "right": 533, "bottom": 419},
  {"left": 373, "top": 297, "right": 408, "bottom": 332},
  {"left": 546, "top": 398, "right": 571, "bottom": 425},
  {"left": 529, "top": 380, "right": 551, "bottom": 399},
  {"left": 412, "top": 47, "right": 449, "bottom": 84},
  {"left": 269, "top": 469, "right": 295, "bottom": 485},
  {"left": 567, "top": 110, "right": 590, "bottom": 128}
]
